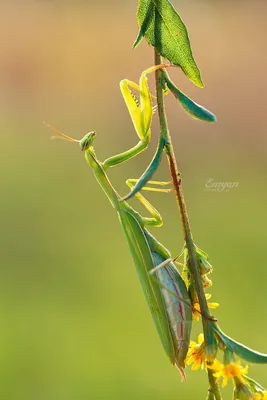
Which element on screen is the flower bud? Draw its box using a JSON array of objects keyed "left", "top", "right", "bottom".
[
  {"left": 202, "top": 274, "right": 213, "bottom": 288},
  {"left": 195, "top": 245, "right": 213, "bottom": 275},
  {"left": 233, "top": 383, "right": 254, "bottom": 400},
  {"left": 224, "top": 348, "right": 235, "bottom": 365}
]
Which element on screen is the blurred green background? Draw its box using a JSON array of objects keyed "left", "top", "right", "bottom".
[{"left": 1, "top": 1, "right": 267, "bottom": 399}]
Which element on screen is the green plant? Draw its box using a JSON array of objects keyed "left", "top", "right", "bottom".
[{"left": 47, "top": 1, "right": 267, "bottom": 398}]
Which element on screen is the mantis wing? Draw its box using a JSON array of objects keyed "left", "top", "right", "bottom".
[
  {"left": 152, "top": 251, "right": 192, "bottom": 369},
  {"left": 119, "top": 209, "right": 176, "bottom": 365}
]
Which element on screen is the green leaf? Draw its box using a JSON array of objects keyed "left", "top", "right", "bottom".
[
  {"left": 133, "top": 0, "right": 154, "bottom": 48},
  {"left": 136, "top": 0, "right": 203, "bottom": 87},
  {"left": 164, "top": 72, "right": 216, "bottom": 122},
  {"left": 212, "top": 324, "right": 267, "bottom": 364}
]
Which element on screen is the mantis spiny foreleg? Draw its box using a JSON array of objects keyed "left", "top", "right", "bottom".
[
  {"left": 102, "top": 72, "right": 154, "bottom": 170},
  {"left": 102, "top": 65, "right": 170, "bottom": 171}
]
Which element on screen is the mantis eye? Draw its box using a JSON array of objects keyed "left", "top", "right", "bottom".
[
  {"left": 80, "top": 139, "right": 89, "bottom": 151},
  {"left": 79, "top": 131, "right": 96, "bottom": 151}
]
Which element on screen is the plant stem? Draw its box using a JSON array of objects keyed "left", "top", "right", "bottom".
[
  {"left": 154, "top": 49, "right": 208, "bottom": 318},
  {"left": 154, "top": 49, "right": 222, "bottom": 400},
  {"left": 207, "top": 366, "right": 222, "bottom": 400}
]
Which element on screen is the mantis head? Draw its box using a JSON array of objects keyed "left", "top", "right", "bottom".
[
  {"left": 79, "top": 131, "right": 96, "bottom": 151},
  {"left": 43, "top": 122, "right": 96, "bottom": 151}
]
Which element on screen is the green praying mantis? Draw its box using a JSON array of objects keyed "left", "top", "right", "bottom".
[
  {"left": 46, "top": 63, "right": 267, "bottom": 379},
  {"left": 45, "top": 64, "right": 217, "bottom": 377}
]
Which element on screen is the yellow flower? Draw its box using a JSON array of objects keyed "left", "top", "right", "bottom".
[
  {"left": 193, "top": 294, "right": 219, "bottom": 321},
  {"left": 186, "top": 333, "right": 206, "bottom": 370},
  {"left": 208, "top": 359, "right": 248, "bottom": 388},
  {"left": 253, "top": 392, "right": 267, "bottom": 400}
]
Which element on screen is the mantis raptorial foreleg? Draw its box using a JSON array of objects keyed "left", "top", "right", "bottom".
[
  {"left": 116, "top": 63, "right": 216, "bottom": 203},
  {"left": 116, "top": 66, "right": 174, "bottom": 201},
  {"left": 102, "top": 75, "right": 153, "bottom": 170},
  {"left": 102, "top": 65, "right": 170, "bottom": 171}
]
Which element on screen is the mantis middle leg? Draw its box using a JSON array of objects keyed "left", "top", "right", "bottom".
[{"left": 124, "top": 178, "right": 173, "bottom": 227}]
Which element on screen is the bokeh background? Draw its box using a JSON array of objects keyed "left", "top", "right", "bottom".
[{"left": 1, "top": 0, "right": 267, "bottom": 399}]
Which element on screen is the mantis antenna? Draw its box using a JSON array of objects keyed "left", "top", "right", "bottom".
[{"left": 43, "top": 121, "right": 79, "bottom": 143}]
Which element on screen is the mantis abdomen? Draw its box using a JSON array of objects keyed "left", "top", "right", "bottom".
[{"left": 151, "top": 251, "right": 192, "bottom": 369}]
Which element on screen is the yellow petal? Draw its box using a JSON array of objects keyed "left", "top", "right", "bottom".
[
  {"left": 207, "top": 302, "right": 220, "bottom": 309},
  {"left": 185, "top": 356, "right": 193, "bottom": 365},
  {"left": 192, "top": 362, "right": 200, "bottom": 371},
  {"left": 213, "top": 372, "right": 222, "bottom": 378},
  {"left": 207, "top": 359, "right": 223, "bottom": 371},
  {"left": 198, "top": 333, "right": 204, "bottom": 344},
  {"left": 193, "top": 313, "right": 200, "bottom": 321},
  {"left": 241, "top": 365, "right": 249, "bottom": 375},
  {"left": 222, "top": 376, "right": 228, "bottom": 388},
  {"left": 189, "top": 340, "right": 197, "bottom": 347}
]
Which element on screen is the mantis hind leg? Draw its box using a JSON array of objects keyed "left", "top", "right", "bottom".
[{"left": 125, "top": 178, "right": 173, "bottom": 227}]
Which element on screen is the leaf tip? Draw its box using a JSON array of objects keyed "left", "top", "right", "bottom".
[
  {"left": 133, "top": 28, "right": 144, "bottom": 49},
  {"left": 195, "top": 77, "right": 204, "bottom": 88}
]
